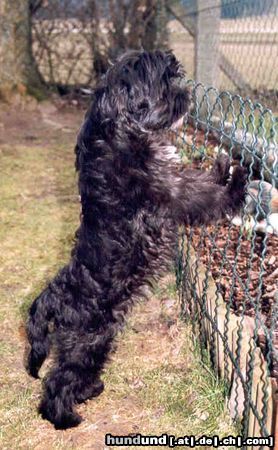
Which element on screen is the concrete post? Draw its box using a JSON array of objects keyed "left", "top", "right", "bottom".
[{"left": 195, "top": 0, "right": 221, "bottom": 88}]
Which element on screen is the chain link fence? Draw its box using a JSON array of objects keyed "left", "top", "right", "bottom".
[
  {"left": 168, "top": 0, "right": 278, "bottom": 110},
  {"left": 174, "top": 80, "right": 277, "bottom": 442}
]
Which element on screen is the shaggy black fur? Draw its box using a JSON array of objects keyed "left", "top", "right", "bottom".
[{"left": 25, "top": 50, "right": 246, "bottom": 429}]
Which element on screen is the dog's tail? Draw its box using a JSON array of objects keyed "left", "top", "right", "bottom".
[{"left": 25, "top": 286, "right": 55, "bottom": 378}]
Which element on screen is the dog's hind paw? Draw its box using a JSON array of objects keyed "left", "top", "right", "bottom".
[{"left": 39, "top": 399, "right": 82, "bottom": 430}]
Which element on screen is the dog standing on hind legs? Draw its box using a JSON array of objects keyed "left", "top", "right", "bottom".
[{"left": 25, "top": 50, "right": 247, "bottom": 429}]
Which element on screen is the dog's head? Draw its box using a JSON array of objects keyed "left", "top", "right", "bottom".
[{"left": 88, "top": 50, "right": 190, "bottom": 136}]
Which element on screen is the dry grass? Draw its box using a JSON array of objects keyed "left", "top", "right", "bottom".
[{"left": 0, "top": 105, "right": 238, "bottom": 449}]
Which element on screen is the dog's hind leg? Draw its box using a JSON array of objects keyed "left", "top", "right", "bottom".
[
  {"left": 26, "top": 265, "right": 69, "bottom": 378},
  {"left": 26, "top": 287, "right": 55, "bottom": 378},
  {"left": 38, "top": 326, "right": 114, "bottom": 429}
]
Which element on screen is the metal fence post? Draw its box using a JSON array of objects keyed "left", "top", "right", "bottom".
[{"left": 195, "top": 0, "right": 221, "bottom": 87}]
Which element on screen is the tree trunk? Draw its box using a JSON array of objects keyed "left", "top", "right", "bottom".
[{"left": 0, "top": 0, "right": 45, "bottom": 97}]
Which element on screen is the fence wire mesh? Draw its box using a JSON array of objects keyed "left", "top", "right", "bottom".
[
  {"left": 175, "top": 80, "right": 277, "bottom": 441},
  {"left": 169, "top": 0, "right": 278, "bottom": 109}
]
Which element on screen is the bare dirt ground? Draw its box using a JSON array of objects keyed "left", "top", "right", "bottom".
[{"left": 0, "top": 101, "right": 236, "bottom": 449}]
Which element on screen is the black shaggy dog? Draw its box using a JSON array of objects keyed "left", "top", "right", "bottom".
[{"left": 25, "top": 50, "right": 246, "bottom": 429}]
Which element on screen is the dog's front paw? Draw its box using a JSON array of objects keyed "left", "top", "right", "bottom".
[
  {"left": 211, "top": 153, "right": 231, "bottom": 186},
  {"left": 228, "top": 165, "right": 248, "bottom": 209}
]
